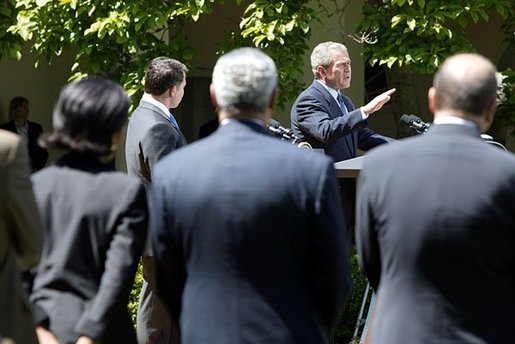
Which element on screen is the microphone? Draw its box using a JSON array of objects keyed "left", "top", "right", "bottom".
[
  {"left": 267, "top": 119, "right": 296, "bottom": 141},
  {"left": 267, "top": 119, "right": 313, "bottom": 150},
  {"left": 400, "top": 114, "right": 431, "bottom": 134}
]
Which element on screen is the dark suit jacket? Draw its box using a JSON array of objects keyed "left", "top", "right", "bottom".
[
  {"left": 151, "top": 120, "right": 352, "bottom": 344},
  {"left": 0, "top": 130, "right": 42, "bottom": 344},
  {"left": 0, "top": 120, "right": 48, "bottom": 172},
  {"left": 125, "top": 99, "right": 187, "bottom": 187},
  {"left": 291, "top": 81, "right": 393, "bottom": 228},
  {"left": 290, "top": 80, "right": 392, "bottom": 162},
  {"left": 356, "top": 124, "right": 515, "bottom": 343},
  {"left": 126, "top": 99, "right": 187, "bottom": 257},
  {"left": 30, "top": 153, "right": 148, "bottom": 344}
]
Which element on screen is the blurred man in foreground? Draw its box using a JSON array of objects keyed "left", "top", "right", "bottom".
[
  {"left": 357, "top": 53, "right": 515, "bottom": 343},
  {"left": 152, "top": 47, "right": 352, "bottom": 343}
]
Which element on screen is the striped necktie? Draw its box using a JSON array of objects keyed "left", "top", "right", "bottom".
[{"left": 337, "top": 93, "right": 348, "bottom": 115}]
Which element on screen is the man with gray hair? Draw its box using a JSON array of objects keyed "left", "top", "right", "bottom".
[
  {"left": 356, "top": 53, "right": 515, "bottom": 343},
  {"left": 151, "top": 47, "right": 352, "bottom": 343},
  {"left": 291, "top": 41, "right": 395, "bottom": 241}
]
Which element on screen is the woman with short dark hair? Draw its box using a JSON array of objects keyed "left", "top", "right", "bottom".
[{"left": 30, "top": 77, "right": 148, "bottom": 344}]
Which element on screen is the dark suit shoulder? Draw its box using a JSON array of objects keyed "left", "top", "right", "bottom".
[
  {"left": 28, "top": 121, "right": 44, "bottom": 130},
  {"left": 130, "top": 106, "right": 168, "bottom": 123},
  {"left": 128, "top": 107, "right": 174, "bottom": 139},
  {"left": 34, "top": 165, "right": 141, "bottom": 189},
  {"left": 295, "top": 82, "right": 329, "bottom": 103},
  {"left": 0, "top": 121, "right": 16, "bottom": 133},
  {"left": 156, "top": 129, "right": 332, "bottom": 180}
]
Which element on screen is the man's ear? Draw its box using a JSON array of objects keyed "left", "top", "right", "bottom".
[
  {"left": 482, "top": 99, "right": 497, "bottom": 131},
  {"left": 169, "top": 85, "right": 177, "bottom": 99},
  {"left": 268, "top": 87, "right": 279, "bottom": 113},
  {"left": 317, "top": 66, "right": 326, "bottom": 79},
  {"left": 209, "top": 83, "right": 218, "bottom": 109},
  {"left": 428, "top": 87, "right": 437, "bottom": 114}
]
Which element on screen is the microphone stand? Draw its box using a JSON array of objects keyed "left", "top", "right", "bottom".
[
  {"left": 399, "top": 114, "right": 507, "bottom": 151},
  {"left": 267, "top": 120, "right": 313, "bottom": 150}
]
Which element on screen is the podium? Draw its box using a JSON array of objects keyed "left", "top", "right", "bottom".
[
  {"left": 334, "top": 155, "right": 374, "bottom": 343},
  {"left": 334, "top": 155, "right": 363, "bottom": 179}
]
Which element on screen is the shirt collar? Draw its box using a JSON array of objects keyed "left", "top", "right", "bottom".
[
  {"left": 15, "top": 121, "right": 28, "bottom": 130},
  {"left": 433, "top": 115, "right": 478, "bottom": 130},
  {"left": 220, "top": 118, "right": 266, "bottom": 128},
  {"left": 142, "top": 93, "right": 171, "bottom": 120},
  {"left": 316, "top": 79, "right": 340, "bottom": 102}
]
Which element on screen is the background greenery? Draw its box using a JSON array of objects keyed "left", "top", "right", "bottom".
[
  {"left": 4, "top": 0, "right": 511, "bottom": 118},
  {"left": 354, "top": 0, "right": 514, "bottom": 140},
  {"left": 128, "top": 261, "right": 143, "bottom": 325}
]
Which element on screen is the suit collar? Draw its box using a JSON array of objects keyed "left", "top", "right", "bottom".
[
  {"left": 311, "top": 80, "right": 335, "bottom": 102},
  {"left": 1, "top": 120, "right": 38, "bottom": 135},
  {"left": 138, "top": 99, "right": 173, "bottom": 125},
  {"left": 55, "top": 152, "right": 115, "bottom": 173},
  {"left": 310, "top": 80, "right": 356, "bottom": 154},
  {"left": 315, "top": 79, "right": 344, "bottom": 104},
  {"left": 426, "top": 123, "right": 481, "bottom": 138},
  {"left": 137, "top": 100, "right": 186, "bottom": 143},
  {"left": 217, "top": 119, "right": 270, "bottom": 137},
  {"left": 311, "top": 80, "right": 355, "bottom": 111},
  {"left": 141, "top": 94, "right": 171, "bottom": 120}
]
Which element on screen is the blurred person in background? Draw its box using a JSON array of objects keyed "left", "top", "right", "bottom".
[
  {"left": 0, "top": 129, "right": 43, "bottom": 344},
  {"left": 1, "top": 96, "right": 49, "bottom": 172}
]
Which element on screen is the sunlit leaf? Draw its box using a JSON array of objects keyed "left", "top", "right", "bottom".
[{"left": 407, "top": 18, "right": 416, "bottom": 31}]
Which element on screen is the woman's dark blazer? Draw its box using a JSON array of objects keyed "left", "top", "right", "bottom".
[{"left": 30, "top": 152, "right": 148, "bottom": 344}]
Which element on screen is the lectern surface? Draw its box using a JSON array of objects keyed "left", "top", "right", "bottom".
[{"left": 334, "top": 156, "right": 363, "bottom": 179}]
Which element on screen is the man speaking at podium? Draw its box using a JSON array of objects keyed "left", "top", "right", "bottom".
[
  {"left": 356, "top": 53, "right": 515, "bottom": 343},
  {"left": 291, "top": 41, "right": 395, "bottom": 240}
]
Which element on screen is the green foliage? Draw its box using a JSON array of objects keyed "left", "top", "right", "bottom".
[
  {"left": 357, "top": 0, "right": 515, "bottom": 141},
  {"left": 498, "top": 68, "right": 515, "bottom": 138},
  {"left": 216, "top": 0, "right": 316, "bottom": 109},
  {"left": 0, "top": 0, "right": 23, "bottom": 60},
  {"left": 128, "top": 260, "right": 143, "bottom": 326},
  {"left": 356, "top": 0, "right": 513, "bottom": 73},
  {"left": 7, "top": 0, "right": 316, "bottom": 109},
  {"left": 9, "top": 0, "right": 219, "bottom": 107}
]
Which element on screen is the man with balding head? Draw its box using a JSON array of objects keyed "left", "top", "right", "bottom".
[{"left": 356, "top": 53, "right": 515, "bottom": 343}]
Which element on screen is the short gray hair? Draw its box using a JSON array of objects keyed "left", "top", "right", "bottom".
[
  {"left": 311, "top": 42, "right": 348, "bottom": 79},
  {"left": 212, "top": 47, "right": 277, "bottom": 116}
]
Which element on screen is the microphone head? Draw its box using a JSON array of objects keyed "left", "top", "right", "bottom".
[
  {"left": 400, "top": 114, "right": 423, "bottom": 124},
  {"left": 400, "top": 114, "right": 412, "bottom": 125},
  {"left": 268, "top": 118, "right": 280, "bottom": 128},
  {"left": 408, "top": 114, "right": 423, "bottom": 122}
]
